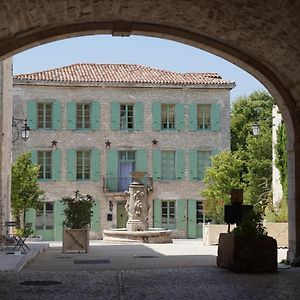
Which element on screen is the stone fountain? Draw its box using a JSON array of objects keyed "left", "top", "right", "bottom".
[{"left": 103, "top": 172, "right": 172, "bottom": 243}]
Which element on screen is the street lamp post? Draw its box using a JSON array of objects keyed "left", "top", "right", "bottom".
[
  {"left": 252, "top": 122, "right": 260, "bottom": 137},
  {"left": 12, "top": 117, "right": 30, "bottom": 143}
]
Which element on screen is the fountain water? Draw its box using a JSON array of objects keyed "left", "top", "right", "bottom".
[{"left": 103, "top": 172, "right": 173, "bottom": 243}]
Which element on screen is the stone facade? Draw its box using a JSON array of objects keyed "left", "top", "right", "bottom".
[{"left": 12, "top": 64, "right": 233, "bottom": 240}]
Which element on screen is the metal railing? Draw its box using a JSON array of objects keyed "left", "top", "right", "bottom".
[{"left": 103, "top": 176, "right": 153, "bottom": 193}]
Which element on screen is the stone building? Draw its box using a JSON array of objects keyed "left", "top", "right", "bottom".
[{"left": 12, "top": 63, "right": 235, "bottom": 240}]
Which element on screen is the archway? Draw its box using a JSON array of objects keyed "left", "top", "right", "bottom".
[{"left": 0, "top": 0, "right": 299, "bottom": 261}]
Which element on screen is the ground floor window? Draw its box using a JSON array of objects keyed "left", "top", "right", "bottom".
[{"left": 162, "top": 201, "right": 176, "bottom": 229}]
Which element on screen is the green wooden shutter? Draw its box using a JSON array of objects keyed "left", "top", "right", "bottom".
[
  {"left": 134, "top": 102, "right": 144, "bottom": 131},
  {"left": 30, "top": 150, "right": 37, "bottom": 164},
  {"left": 211, "top": 103, "right": 221, "bottom": 131},
  {"left": 67, "top": 102, "right": 76, "bottom": 130},
  {"left": 188, "top": 150, "right": 198, "bottom": 181},
  {"left": 54, "top": 200, "right": 65, "bottom": 241},
  {"left": 25, "top": 208, "right": 36, "bottom": 235},
  {"left": 187, "top": 199, "right": 197, "bottom": 238},
  {"left": 91, "top": 102, "right": 100, "bottom": 130},
  {"left": 67, "top": 149, "right": 76, "bottom": 181},
  {"left": 152, "top": 102, "right": 161, "bottom": 131},
  {"left": 176, "top": 150, "right": 185, "bottom": 180},
  {"left": 27, "top": 101, "right": 37, "bottom": 130},
  {"left": 111, "top": 102, "right": 120, "bottom": 130},
  {"left": 107, "top": 149, "right": 118, "bottom": 191},
  {"left": 153, "top": 199, "right": 162, "bottom": 228},
  {"left": 152, "top": 149, "right": 161, "bottom": 180},
  {"left": 175, "top": 103, "right": 185, "bottom": 131},
  {"left": 135, "top": 149, "right": 147, "bottom": 172},
  {"left": 91, "top": 199, "right": 100, "bottom": 231},
  {"left": 52, "top": 149, "right": 61, "bottom": 181},
  {"left": 188, "top": 103, "right": 197, "bottom": 131},
  {"left": 52, "top": 101, "right": 61, "bottom": 130},
  {"left": 176, "top": 199, "right": 187, "bottom": 232},
  {"left": 91, "top": 148, "right": 100, "bottom": 181}
]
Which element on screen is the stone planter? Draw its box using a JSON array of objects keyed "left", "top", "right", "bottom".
[
  {"left": 217, "top": 233, "right": 277, "bottom": 272},
  {"left": 62, "top": 227, "right": 89, "bottom": 253}
]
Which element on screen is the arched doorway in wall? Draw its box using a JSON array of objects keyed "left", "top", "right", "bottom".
[{"left": 0, "top": 6, "right": 299, "bottom": 260}]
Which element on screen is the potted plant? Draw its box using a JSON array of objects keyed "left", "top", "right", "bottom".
[
  {"left": 61, "top": 190, "right": 95, "bottom": 253},
  {"left": 217, "top": 210, "right": 277, "bottom": 272}
]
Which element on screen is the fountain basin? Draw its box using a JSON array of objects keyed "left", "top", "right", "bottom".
[{"left": 103, "top": 228, "right": 173, "bottom": 243}]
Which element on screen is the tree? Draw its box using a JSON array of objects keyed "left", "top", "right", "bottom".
[
  {"left": 202, "top": 90, "right": 273, "bottom": 223},
  {"left": 11, "top": 152, "right": 44, "bottom": 227},
  {"left": 275, "top": 122, "right": 288, "bottom": 199},
  {"left": 202, "top": 151, "right": 245, "bottom": 223},
  {"left": 231, "top": 91, "right": 273, "bottom": 152}
]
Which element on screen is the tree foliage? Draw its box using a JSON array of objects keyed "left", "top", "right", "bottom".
[
  {"left": 265, "top": 121, "right": 288, "bottom": 222},
  {"left": 202, "top": 90, "right": 273, "bottom": 222},
  {"left": 202, "top": 151, "right": 245, "bottom": 223},
  {"left": 274, "top": 122, "right": 288, "bottom": 199},
  {"left": 11, "top": 152, "right": 44, "bottom": 227}
]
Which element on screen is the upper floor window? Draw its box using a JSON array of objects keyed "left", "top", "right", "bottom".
[
  {"left": 76, "top": 103, "right": 91, "bottom": 129},
  {"left": 161, "top": 104, "right": 175, "bottom": 130},
  {"left": 111, "top": 102, "right": 143, "bottom": 131},
  {"left": 120, "top": 104, "right": 134, "bottom": 130},
  {"left": 197, "top": 150, "right": 212, "bottom": 180},
  {"left": 197, "top": 104, "right": 211, "bottom": 130},
  {"left": 37, "top": 151, "right": 52, "bottom": 179},
  {"left": 37, "top": 103, "right": 52, "bottom": 129},
  {"left": 188, "top": 103, "right": 220, "bottom": 132},
  {"left": 76, "top": 150, "right": 91, "bottom": 180},
  {"left": 161, "top": 151, "right": 176, "bottom": 180}
]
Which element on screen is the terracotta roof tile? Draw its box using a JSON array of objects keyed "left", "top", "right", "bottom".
[{"left": 13, "top": 63, "right": 235, "bottom": 86}]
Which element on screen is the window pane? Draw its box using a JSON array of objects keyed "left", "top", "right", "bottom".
[
  {"left": 76, "top": 151, "right": 91, "bottom": 180},
  {"left": 45, "top": 203, "right": 54, "bottom": 229},
  {"left": 37, "top": 151, "right": 52, "bottom": 179},
  {"left": 197, "top": 104, "right": 211, "bottom": 130},
  {"left": 161, "top": 104, "right": 175, "bottom": 129},
  {"left": 37, "top": 103, "right": 52, "bottom": 129},
  {"left": 161, "top": 201, "right": 176, "bottom": 228}
]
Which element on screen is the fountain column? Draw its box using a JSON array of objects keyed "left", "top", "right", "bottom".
[{"left": 125, "top": 172, "right": 149, "bottom": 231}]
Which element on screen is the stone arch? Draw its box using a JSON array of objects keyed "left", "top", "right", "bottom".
[{"left": 0, "top": 0, "right": 300, "bottom": 260}]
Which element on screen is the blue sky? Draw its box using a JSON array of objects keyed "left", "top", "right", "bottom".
[{"left": 13, "top": 35, "right": 266, "bottom": 101}]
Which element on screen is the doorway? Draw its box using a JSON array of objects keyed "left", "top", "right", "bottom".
[
  {"left": 117, "top": 202, "right": 128, "bottom": 228},
  {"left": 35, "top": 202, "right": 54, "bottom": 240}
]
